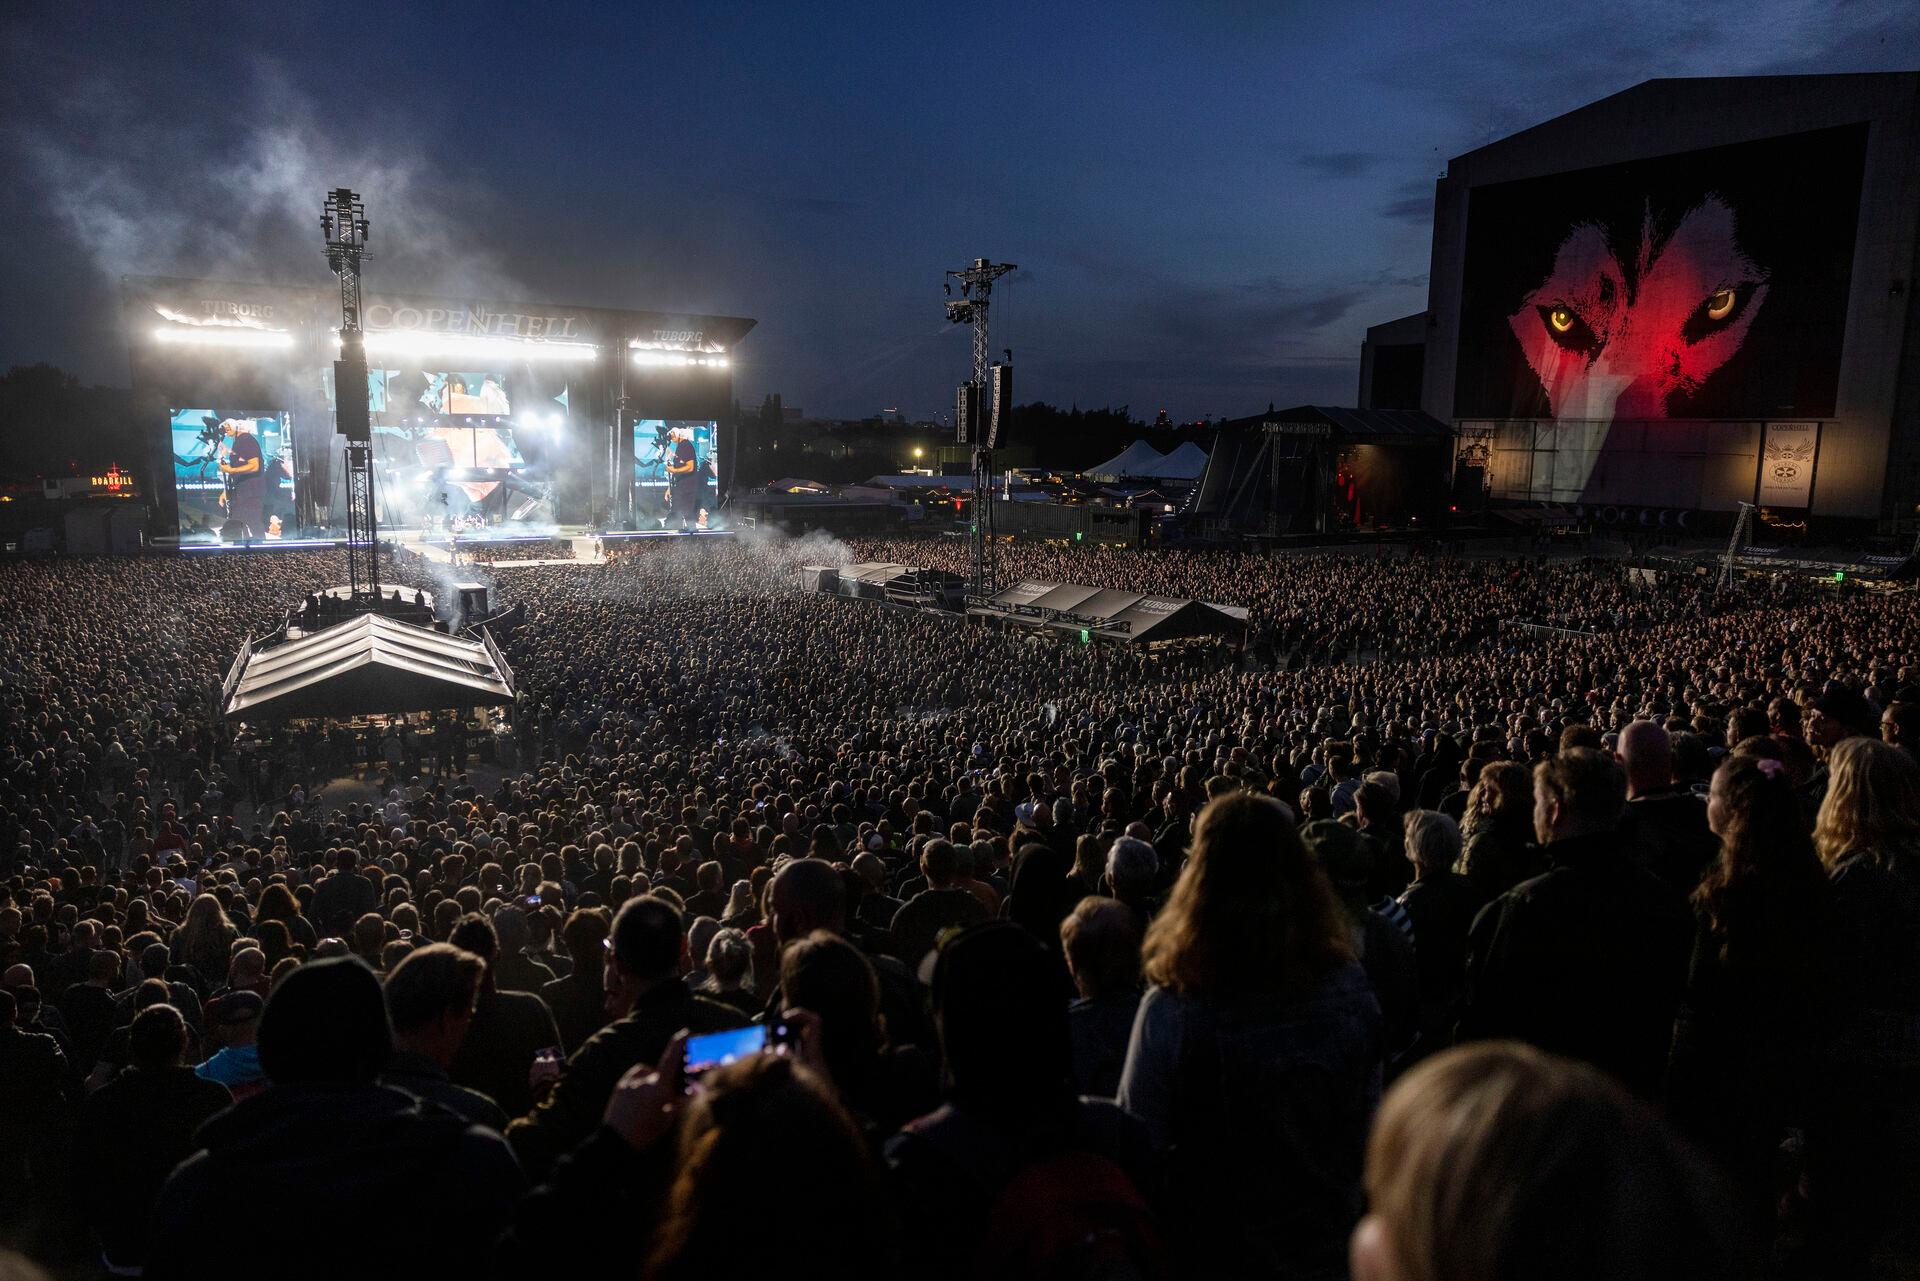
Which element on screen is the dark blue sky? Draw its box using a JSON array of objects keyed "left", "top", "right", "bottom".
[{"left": 3, "top": 1, "right": 1913, "bottom": 420}]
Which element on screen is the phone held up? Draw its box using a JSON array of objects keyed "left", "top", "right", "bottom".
[{"left": 681, "top": 1023, "right": 791, "bottom": 1094}]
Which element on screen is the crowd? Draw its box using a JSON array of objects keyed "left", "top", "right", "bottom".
[{"left": 1, "top": 534, "right": 1917, "bottom": 1280}]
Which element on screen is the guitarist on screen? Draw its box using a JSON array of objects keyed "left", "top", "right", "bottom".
[
  {"left": 666, "top": 425, "right": 701, "bottom": 531},
  {"left": 216, "top": 418, "right": 266, "bottom": 541}
]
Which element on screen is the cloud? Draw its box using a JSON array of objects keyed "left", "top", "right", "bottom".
[
  {"left": 1296, "top": 151, "right": 1381, "bottom": 178},
  {"left": 1380, "top": 179, "right": 1434, "bottom": 224}
]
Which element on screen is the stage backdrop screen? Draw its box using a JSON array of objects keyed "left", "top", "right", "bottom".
[
  {"left": 634, "top": 419, "right": 716, "bottom": 486},
  {"left": 340, "top": 367, "right": 561, "bottom": 528},
  {"left": 1454, "top": 124, "right": 1868, "bottom": 422},
  {"left": 169, "top": 409, "right": 295, "bottom": 543}
]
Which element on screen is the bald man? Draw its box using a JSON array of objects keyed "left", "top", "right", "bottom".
[{"left": 1617, "top": 720, "right": 1716, "bottom": 899}]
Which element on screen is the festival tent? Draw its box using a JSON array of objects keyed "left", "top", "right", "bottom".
[
  {"left": 222, "top": 612, "right": 515, "bottom": 721},
  {"left": 1085, "top": 440, "right": 1168, "bottom": 481},
  {"left": 971, "top": 579, "right": 1244, "bottom": 645},
  {"left": 1135, "top": 441, "right": 1209, "bottom": 480}
]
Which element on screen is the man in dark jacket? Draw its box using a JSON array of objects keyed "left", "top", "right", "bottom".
[
  {"left": 0, "top": 988, "right": 73, "bottom": 1218},
  {"left": 77, "top": 1004, "right": 231, "bottom": 1272},
  {"left": 1616, "top": 720, "right": 1717, "bottom": 898},
  {"left": 309, "top": 849, "right": 378, "bottom": 936},
  {"left": 381, "top": 943, "right": 508, "bottom": 1131},
  {"left": 505, "top": 895, "right": 739, "bottom": 1178},
  {"left": 539, "top": 908, "right": 611, "bottom": 1055},
  {"left": 447, "top": 914, "right": 563, "bottom": 1118},
  {"left": 1457, "top": 749, "right": 1692, "bottom": 1096},
  {"left": 890, "top": 839, "right": 989, "bottom": 972},
  {"left": 488, "top": 905, "right": 557, "bottom": 994},
  {"left": 145, "top": 957, "right": 523, "bottom": 1281}
]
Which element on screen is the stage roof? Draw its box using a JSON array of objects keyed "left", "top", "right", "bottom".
[{"left": 223, "top": 613, "right": 514, "bottom": 721}]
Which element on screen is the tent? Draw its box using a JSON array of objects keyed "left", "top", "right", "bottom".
[
  {"left": 222, "top": 612, "right": 514, "bottom": 721},
  {"left": 1135, "top": 441, "right": 1209, "bottom": 480},
  {"left": 1085, "top": 440, "right": 1168, "bottom": 481},
  {"left": 971, "top": 578, "right": 1244, "bottom": 645}
]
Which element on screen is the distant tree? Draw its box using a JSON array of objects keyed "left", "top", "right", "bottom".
[{"left": 0, "top": 365, "right": 142, "bottom": 485}]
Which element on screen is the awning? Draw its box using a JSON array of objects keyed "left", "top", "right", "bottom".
[{"left": 223, "top": 613, "right": 515, "bottom": 721}]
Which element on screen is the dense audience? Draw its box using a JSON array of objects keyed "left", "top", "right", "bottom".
[{"left": 1, "top": 533, "right": 1917, "bottom": 1280}]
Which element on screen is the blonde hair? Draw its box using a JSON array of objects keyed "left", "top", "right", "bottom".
[
  {"left": 1364, "top": 1043, "right": 1739, "bottom": 1281},
  {"left": 1813, "top": 737, "right": 1920, "bottom": 871}
]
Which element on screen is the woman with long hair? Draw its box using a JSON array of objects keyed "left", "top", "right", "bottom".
[
  {"left": 1456, "top": 760, "right": 1540, "bottom": 903},
  {"left": 169, "top": 893, "right": 236, "bottom": 993},
  {"left": 253, "top": 882, "right": 316, "bottom": 950},
  {"left": 1806, "top": 737, "right": 1920, "bottom": 1273},
  {"left": 646, "top": 1054, "right": 890, "bottom": 1281},
  {"left": 1667, "top": 754, "right": 1827, "bottom": 1214},
  {"left": 1118, "top": 791, "right": 1380, "bottom": 1278}
]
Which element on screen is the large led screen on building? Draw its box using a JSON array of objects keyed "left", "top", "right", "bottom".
[
  {"left": 169, "top": 409, "right": 295, "bottom": 543},
  {"left": 1454, "top": 125, "right": 1868, "bottom": 422}
]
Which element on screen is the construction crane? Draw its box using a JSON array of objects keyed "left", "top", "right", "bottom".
[{"left": 322, "top": 188, "right": 380, "bottom": 603}]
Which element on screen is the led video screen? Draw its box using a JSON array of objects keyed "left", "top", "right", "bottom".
[
  {"left": 169, "top": 409, "right": 295, "bottom": 543},
  {"left": 329, "top": 367, "right": 562, "bottom": 529},
  {"left": 1454, "top": 125, "right": 1868, "bottom": 422},
  {"left": 634, "top": 419, "right": 716, "bottom": 527}
]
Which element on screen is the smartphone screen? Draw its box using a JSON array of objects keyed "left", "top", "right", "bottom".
[{"left": 683, "top": 1025, "right": 768, "bottom": 1085}]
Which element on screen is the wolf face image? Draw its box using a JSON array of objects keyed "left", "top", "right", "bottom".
[{"left": 1507, "top": 196, "right": 1769, "bottom": 421}]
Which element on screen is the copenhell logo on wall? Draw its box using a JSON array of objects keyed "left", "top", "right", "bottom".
[{"left": 363, "top": 303, "right": 584, "bottom": 339}]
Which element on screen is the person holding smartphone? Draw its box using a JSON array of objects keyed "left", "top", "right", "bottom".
[{"left": 504, "top": 896, "right": 740, "bottom": 1179}]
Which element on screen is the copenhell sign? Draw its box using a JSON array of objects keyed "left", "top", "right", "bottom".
[{"left": 363, "top": 302, "right": 584, "bottom": 340}]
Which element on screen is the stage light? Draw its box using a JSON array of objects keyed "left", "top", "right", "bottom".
[
  {"left": 153, "top": 326, "right": 295, "bottom": 350},
  {"left": 548, "top": 412, "right": 563, "bottom": 428},
  {"left": 348, "top": 330, "right": 598, "bottom": 363}
]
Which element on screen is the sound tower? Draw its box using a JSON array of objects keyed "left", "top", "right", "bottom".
[
  {"left": 987, "top": 362, "right": 1012, "bottom": 449},
  {"left": 955, "top": 382, "right": 980, "bottom": 445}
]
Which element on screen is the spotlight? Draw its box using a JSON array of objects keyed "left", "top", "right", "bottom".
[{"left": 153, "top": 327, "right": 294, "bottom": 350}]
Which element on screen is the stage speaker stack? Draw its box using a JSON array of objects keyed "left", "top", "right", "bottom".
[
  {"left": 987, "top": 362, "right": 1013, "bottom": 449},
  {"left": 955, "top": 382, "right": 980, "bottom": 445},
  {"left": 334, "top": 360, "right": 372, "bottom": 442}
]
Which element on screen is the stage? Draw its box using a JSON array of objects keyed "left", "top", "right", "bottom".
[{"left": 172, "top": 524, "right": 736, "bottom": 556}]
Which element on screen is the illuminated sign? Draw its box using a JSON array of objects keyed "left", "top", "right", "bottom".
[{"left": 363, "top": 303, "right": 582, "bottom": 340}]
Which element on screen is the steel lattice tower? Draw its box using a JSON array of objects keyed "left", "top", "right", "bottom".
[
  {"left": 945, "top": 258, "right": 1016, "bottom": 596},
  {"left": 323, "top": 188, "right": 380, "bottom": 603}
]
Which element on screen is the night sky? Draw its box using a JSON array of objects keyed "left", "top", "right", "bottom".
[{"left": 2, "top": 1, "right": 1913, "bottom": 421}]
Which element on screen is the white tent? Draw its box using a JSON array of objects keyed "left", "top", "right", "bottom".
[
  {"left": 1135, "top": 441, "right": 1209, "bottom": 480},
  {"left": 1085, "top": 440, "right": 1167, "bottom": 481}
]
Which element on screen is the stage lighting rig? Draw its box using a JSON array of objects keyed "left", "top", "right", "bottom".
[{"left": 943, "top": 257, "right": 1015, "bottom": 596}]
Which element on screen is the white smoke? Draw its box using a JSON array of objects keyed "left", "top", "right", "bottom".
[
  {"left": 19, "top": 59, "right": 521, "bottom": 301},
  {"left": 730, "top": 523, "right": 856, "bottom": 585}
]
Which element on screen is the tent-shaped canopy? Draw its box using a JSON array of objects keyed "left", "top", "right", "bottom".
[
  {"left": 223, "top": 612, "right": 514, "bottom": 721},
  {"left": 838, "top": 562, "right": 914, "bottom": 586},
  {"left": 1136, "top": 441, "right": 1209, "bottom": 480},
  {"left": 972, "top": 579, "right": 1244, "bottom": 645},
  {"left": 1085, "top": 440, "right": 1168, "bottom": 480}
]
